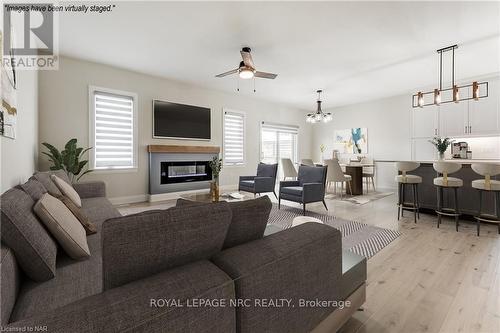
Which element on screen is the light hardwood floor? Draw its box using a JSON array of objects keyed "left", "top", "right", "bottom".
[{"left": 117, "top": 190, "right": 500, "bottom": 333}]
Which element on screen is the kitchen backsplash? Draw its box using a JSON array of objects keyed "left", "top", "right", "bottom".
[{"left": 449, "top": 136, "right": 500, "bottom": 160}]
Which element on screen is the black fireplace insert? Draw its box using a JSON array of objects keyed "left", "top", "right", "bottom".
[{"left": 160, "top": 161, "right": 212, "bottom": 184}]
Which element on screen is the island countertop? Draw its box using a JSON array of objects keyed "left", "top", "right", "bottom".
[{"left": 375, "top": 159, "right": 500, "bottom": 164}]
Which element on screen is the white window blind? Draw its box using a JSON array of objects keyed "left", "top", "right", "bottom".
[
  {"left": 90, "top": 87, "right": 137, "bottom": 170},
  {"left": 223, "top": 110, "right": 245, "bottom": 166}
]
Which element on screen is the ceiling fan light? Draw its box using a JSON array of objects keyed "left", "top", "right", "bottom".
[
  {"left": 239, "top": 68, "right": 254, "bottom": 79},
  {"left": 434, "top": 89, "right": 441, "bottom": 105}
]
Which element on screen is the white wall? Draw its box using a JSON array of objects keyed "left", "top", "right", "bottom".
[
  {"left": 1, "top": 70, "right": 39, "bottom": 193},
  {"left": 38, "top": 56, "right": 312, "bottom": 202},
  {"left": 312, "top": 94, "right": 412, "bottom": 188}
]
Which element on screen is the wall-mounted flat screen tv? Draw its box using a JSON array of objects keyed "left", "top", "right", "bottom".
[{"left": 153, "top": 100, "right": 211, "bottom": 140}]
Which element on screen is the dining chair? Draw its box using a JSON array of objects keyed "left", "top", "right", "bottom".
[
  {"left": 361, "top": 157, "right": 375, "bottom": 193},
  {"left": 324, "top": 158, "right": 352, "bottom": 199},
  {"left": 300, "top": 159, "right": 315, "bottom": 167},
  {"left": 280, "top": 158, "right": 298, "bottom": 180}
]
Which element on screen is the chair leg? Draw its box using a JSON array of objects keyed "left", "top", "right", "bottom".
[
  {"left": 416, "top": 183, "right": 420, "bottom": 219},
  {"left": 348, "top": 181, "right": 352, "bottom": 196},
  {"left": 273, "top": 191, "right": 278, "bottom": 200},
  {"left": 454, "top": 187, "right": 459, "bottom": 232},
  {"left": 278, "top": 196, "right": 281, "bottom": 209},
  {"left": 322, "top": 199, "right": 328, "bottom": 211},
  {"left": 437, "top": 186, "right": 442, "bottom": 228},
  {"left": 401, "top": 183, "right": 405, "bottom": 218},
  {"left": 412, "top": 184, "right": 417, "bottom": 224},
  {"left": 341, "top": 182, "right": 344, "bottom": 200},
  {"left": 371, "top": 176, "right": 376, "bottom": 192},
  {"left": 477, "top": 190, "right": 482, "bottom": 236},
  {"left": 397, "top": 183, "right": 402, "bottom": 220},
  {"left": 303, "top": 203, "right": 306, "bottom": 215},
  {"left": 496, "top": 192, "right": 500, "bottom": 234}
]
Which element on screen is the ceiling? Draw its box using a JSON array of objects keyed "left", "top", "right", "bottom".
[{"left": 58, "top": 1, "right": 500, "bottom": 110}]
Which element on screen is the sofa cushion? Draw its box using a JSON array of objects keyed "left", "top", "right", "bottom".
[
  {"left": 33, "top": 170, "right": 71, "bottom": 196},
  {"left": 280, "top": 186, "right": 303, "bottom": 196},
  {"left": 176, "top": 196, "right": 272, "bottom": 249},
  {"left": 8, "top": 261, "right": 236, "bottom": 333},
  {"left": 1, "top": 245, "right": 20, "bottom": 325},
  {"left": 51, "top": 175, "right": 82, "bottom": 207},
  {"left": 34, "top": 194, "right": 90, "bottom": 260},
  {"left": 9, "top": 197, "right": 120, "bottom": 322},
  {"left": 20, "top": 178, "right": 47, "bottom": 201},
  {"left": 53, "top": 194, "right": 97, "bottom": 235},
  {"left": 0, "top": 188, "right": 57, "bottom": 282}
]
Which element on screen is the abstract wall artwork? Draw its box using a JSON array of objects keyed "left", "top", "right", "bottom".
[
  {"left": 1, "top": 30, "right": 18, "bottom": 139},
  {"left": 333, "top": 128, "right": 368, "bottom": 154}
]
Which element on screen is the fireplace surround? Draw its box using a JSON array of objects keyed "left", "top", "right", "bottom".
[{"left": 148, "top": 145, "right": 220, "bottom": 196}]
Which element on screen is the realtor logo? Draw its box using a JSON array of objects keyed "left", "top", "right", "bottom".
[{"left": 2, "top": 3, "right": 58, "bottom": 70}]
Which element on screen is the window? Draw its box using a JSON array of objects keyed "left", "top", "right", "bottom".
[
  {"left": 260, "top": 122, "right": 299, "bottom": 178},
  {"left": 89, "top": 86, "right": 138, "bottom": 170},
  {"left": 223, "top": 109, "right": 245, "bottom": 166}
]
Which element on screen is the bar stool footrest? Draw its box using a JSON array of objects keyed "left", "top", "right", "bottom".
[
  {"left": 435, "top": 208, "right": 460, "bottom": 217},
  {"left": 474, "top": 214, "right": 500, "bottom": 223}
]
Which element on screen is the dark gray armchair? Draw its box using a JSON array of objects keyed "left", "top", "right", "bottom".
[
  {"left": 239, "top": 163, "right": 278, "bottom": 198},
  {"left": 279, "top": 165, "right": 328, "bottom": 215}
]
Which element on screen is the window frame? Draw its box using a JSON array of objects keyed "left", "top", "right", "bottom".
[
  {"left": 259, "top": 121, "right": 300, "bottom": 165},
  {"left": 88, "top": 85, "right": 139, "bottom": 172},
  {"left": 222, "top": 108, "right": 246, "bottom": 167}
]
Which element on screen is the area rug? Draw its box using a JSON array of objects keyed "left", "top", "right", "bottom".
[
  {"left": 325, "top": 191, "right": 393, "bottom": 205},
  {"left": 268, "top": 203, "right": 400, "bottom": 259}
]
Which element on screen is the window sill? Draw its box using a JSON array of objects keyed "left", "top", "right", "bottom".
[{"left": 90, "top": 168, "right": 139, "bottom": 174}]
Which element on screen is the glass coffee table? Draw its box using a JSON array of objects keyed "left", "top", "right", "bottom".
[{"left": 180, "top": 191, "right": 253, "bottom": 203}]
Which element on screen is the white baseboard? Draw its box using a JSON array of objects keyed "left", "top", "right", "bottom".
[
  {"left": 148, "top": 184, "right": 238, "bottom": 203},
  {"left": 109, "top": 194, "right": 148, "bottom": 205}
]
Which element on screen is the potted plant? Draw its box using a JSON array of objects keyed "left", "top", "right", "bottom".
[
  {"left": 41, "top": 138, "right": 93, "bottom": 183},
  {"left": 429, "top": 137, "right": 454, "bottom": 160},
  {"left": 209, "top": 156, "right": 223, "bottom": 201}
]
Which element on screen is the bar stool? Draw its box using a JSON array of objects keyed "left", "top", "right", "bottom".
[
  {"left": 471, "top": 163, "right": 500, "bottom": 236},
  {"left": 395, "top": 162, "right": 422, "bottom": 223},
  {"left": 433, "top": 162, "right": 463, "bottom": 231}
]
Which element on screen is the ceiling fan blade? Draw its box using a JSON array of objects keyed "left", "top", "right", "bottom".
[
  {"left": 240, "top": 50, "right": 255, "bottom": 69},
  {"left": 254, "top": 71, "right": 278, "bottom": 79},
  {"left": 215, "top": 68, "right": 239, "bottom": 78}
]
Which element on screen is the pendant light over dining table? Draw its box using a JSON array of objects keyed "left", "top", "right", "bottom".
[
  {"left": 412, "top": 45, "right": 488, "bottom": 108},
  {"left": 306, "top": 90, "right": 332, "bottom": 123}
]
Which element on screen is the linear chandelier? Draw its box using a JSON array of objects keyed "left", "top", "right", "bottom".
[
  {"left": 306, "top": 90, "right": 332, "bottom": 123},
  {"left": 412, "top": 45, "right": 488, "bottom": 108}
]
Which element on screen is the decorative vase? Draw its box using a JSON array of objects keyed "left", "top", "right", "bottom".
[
  {"left": 438, "top": 152, "right": 445, "bottom": 160},
  {"left": 211, "top": 179, "right": 220, "bottom": 202}
]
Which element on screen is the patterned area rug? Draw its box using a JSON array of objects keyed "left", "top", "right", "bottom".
[
  {"left": 268, "top": 203, "right": 401, "bottom": 259},
  {"left": 325, "top": 191, "right": 393, "bottom": 205}
]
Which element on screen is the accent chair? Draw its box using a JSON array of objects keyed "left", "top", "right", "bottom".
[
  {"left": 279, "top": 165, "right": 328, "bottom": 215},
  {"left": 239, "top": 163, "right": 278, "bottom": 198}
]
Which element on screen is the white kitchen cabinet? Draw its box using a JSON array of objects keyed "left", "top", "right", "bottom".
[
  {"left": 468, "top": 80, "right": 500, "bottom": 136},
  {"left": 411, "top": 138, "right": 437, "bottom": 161},
  {"left": 412, "top": 105, "right": 439, "bottom": 138},
  {"left": 439, "top": 99, "right": 468, "bottom": 137}
]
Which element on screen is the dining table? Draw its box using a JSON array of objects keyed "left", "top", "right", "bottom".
[{"left": 339, "top": 162, "right": 374, "bottom": 195}]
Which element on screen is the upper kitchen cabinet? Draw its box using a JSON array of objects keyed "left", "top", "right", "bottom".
[
  {"left": 468, "top": 79, "right": 500, "bottom": 136},
  {"left": 412, "top": 104, "right": 439, "bottom": 138},
  {"left": 439, "top": 87, "right": 469, "bottom": 137}
]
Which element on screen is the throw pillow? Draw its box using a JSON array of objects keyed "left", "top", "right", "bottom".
[
  {"left": 176, "top": 195, "right": 272, "bottom": 249},
  {"left": 53, "top": 194, "right": 97, "bottom": 235},
  {"left": 34, "top": 194, "right": 90, "bottom": 260},
  {"left": 51, "top": 175, "right": 82, "bottom": 207},
  {"left": 0, "top": 188, "right": 57, "bottom": 281},
  {"left": 32, "top": 170, "right": 71, "bottom": 196},
  {"left": 20, "top": 177, "right": 47, "bottom": 201}
]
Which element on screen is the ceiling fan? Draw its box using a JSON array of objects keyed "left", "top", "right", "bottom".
[{"left": 215, "top": 47, "right": 278, "bottom": 80}]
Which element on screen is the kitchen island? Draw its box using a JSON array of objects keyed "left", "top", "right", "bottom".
[{"left": 401, "top": 160, "right": 500, "bottom": 217}]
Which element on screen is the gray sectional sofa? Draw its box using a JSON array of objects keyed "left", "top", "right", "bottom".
[{"left": 1, "top": 172, "right": 366, "bottom": 332}]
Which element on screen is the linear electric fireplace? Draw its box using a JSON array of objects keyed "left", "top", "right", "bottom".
[{"left": 160, "top": 161, "right": 212, "bottom": 184}]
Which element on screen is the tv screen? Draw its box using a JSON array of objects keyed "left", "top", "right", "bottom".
[{"left": 153, "top": 100, "right": 211, "bottom": 140}]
